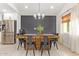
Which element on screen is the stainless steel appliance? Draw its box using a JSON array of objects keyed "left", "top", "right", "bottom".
[{"left": 1, "top": 20, "right": 16, "bottom": 44}]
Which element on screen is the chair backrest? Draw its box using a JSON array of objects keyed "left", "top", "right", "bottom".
[
  {"left": 27, "top": 36, "right": 33, "bottom": 45},
  {"left": 55, "top": 33, "right": 59, "bottom": 36},
  {"left": 19, "top": 28, "right": 25, "bottom": 35},
  {"left": 55, "top": 33, "right": 59, "bottom": 41},
  {"left": 43, "top": 36, "right": 48, "bottom": 45}
]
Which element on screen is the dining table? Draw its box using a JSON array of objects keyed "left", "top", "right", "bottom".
[{"left": 16, "top": 34, "right": 59, "bottom": 50}]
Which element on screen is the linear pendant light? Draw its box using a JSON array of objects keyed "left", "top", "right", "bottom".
[{"left": 34, "top": 3, "right": 45, "bottom": 20}]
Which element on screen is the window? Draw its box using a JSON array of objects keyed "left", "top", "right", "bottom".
[
  {"left": 62, "top": 13, "right": 70, "bottom": 33},
  {"left": 62, "top": 21, "right": 70, "bottom": 33}
]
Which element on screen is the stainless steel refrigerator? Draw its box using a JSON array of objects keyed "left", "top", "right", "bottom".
[{"left": 1, "top": 20, "right": 16, "bottom": 44}]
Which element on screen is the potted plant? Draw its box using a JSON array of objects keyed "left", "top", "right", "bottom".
[{"left": 36, "top": 24, "right": 44, "bottom": 34}]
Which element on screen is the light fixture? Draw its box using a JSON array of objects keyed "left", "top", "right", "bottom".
[
  {"left": 33, "top": 3, "right": 45, "bottom": 20},
  {"left": 50, "top": 6, "right": 54, "bottom": 9},
  {"left": 2, "top": 9, "right": 7, "bottom": 12},
  {"left": 25, "top": 6, "right": 28, "bottom": 9}
]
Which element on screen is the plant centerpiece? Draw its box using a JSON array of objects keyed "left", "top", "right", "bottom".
[{"left": 36, "top": 24, "right": 44, "bottom": 34}]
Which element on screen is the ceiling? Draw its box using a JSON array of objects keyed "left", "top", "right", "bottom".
[
  {"left": 0, "top": 3, "right": 74, "bottom": 16},
  {"left": 12, "top": 3, "right": 66, "bottom": 15},
  {"left": 0, "top": 3, "right": 16, "bottom": 13}
]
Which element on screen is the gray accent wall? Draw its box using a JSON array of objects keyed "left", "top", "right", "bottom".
[{"left": 21, "top": 16, "right": 56, "bottom": 34}]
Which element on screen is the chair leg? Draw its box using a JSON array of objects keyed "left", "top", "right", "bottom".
[
  {"left": 24, "top": 42, "right": 26, "bottom": 50},
  {"left": 17, "top": 40, "right": 23, "bottom": 50},
  {"left": 48, "top": 49, "right": 50, "bottom": 56},
  {"left": 53, "top": 41, "right": 55, "bottom": 47},
  {"left": 17, "top": 45, "right": 19, "bottom": 50},
  {"left": 56, "top": 42, "right": 58, "bottom": 49},
  {"left": 17, "top": 41, "right": 21, "bottom": 50},
  {"left": 50, "top": 41, "right": 52, "bottom": 48},
  {"left": 33, "top": 49, "right": 35, "bottom": 56},
  {"left": 26, "top": 49, "right": 28, "bottom": 56},
  {"left": 41, "top": 48, "right": 43, "bottom": 56}
]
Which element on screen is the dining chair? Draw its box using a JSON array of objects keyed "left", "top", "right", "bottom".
[
  {"left": 26, "top": 36, "right": 36, "bottom": 56},
  {"left": 36, "top": 34, "right": 44, "bottom": 50},
  {"left": 17, "top": 34, "right": 26, "bottom": 50},
  {"left": 52, "top": 33, "right": 59, "bottom": 49},
  {"left": 40, "top": 36, "right": 50, "bottom": 56}
]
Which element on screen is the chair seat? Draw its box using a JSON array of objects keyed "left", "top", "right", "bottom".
[
  {"left": 28, "top": 44, "right": 35, "bottom": 48},
  {"left": 41, "top": 45, "right": 49, "bottom": 49}
]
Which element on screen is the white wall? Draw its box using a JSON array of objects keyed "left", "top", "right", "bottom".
[
  {"left": 16, "top": 14, "right": 21, "bottom": 33},
  {"left": 0, "top": 13, "right": 2, "bottom": 43},
  {"left": 69, "top": 5, "right": 79, "bottom": 53},
  {"left": 57, "top": 3, "right": 77, "bottom": 33},
  {"left": 57, "top": 4, "right": 77, "bottom": 48},
  {"left": 57, "top": 4, "right": 79, "bottom": 54}
]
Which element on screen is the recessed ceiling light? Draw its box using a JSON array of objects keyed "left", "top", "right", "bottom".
[
  {"left": 2, "top": 9, "right": 7, "bottom": 12},
  {"left": 50, "top": 6, "right": 54, "bottom": 9},
  {"left": 25, "top": 6, "right": 28, "bottom": 9}
]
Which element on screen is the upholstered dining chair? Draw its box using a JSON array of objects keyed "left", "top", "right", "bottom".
[
  {"left": 52, "top": 33, "right": 59, "bottom": 49},
  {"left": 36, "top": 34, "right": 44, "bottom": 49},
  {"left": 17, "top": 34, "right": 26, "bottom": 50},
  {"left": 26, "top": 36, "right": 36, "bottom": 56},
  {"left": 40, "top": 36, "right": 50, "bottom": 56}
]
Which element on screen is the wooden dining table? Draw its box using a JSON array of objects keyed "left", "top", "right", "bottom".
[{"left": 16, "top": 34, "right": 59, "bottom": 50}]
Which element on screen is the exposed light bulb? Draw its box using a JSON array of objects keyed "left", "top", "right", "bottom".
[
  {"left": 34, "top": 14, "right": 37, "bottom": 19},
  {"left": 38, "top": 16, "right": 41, "bottom": 19},
  {"left": 37, "top": 13, "right": 41, "bottom": 16},
  {"left": 42, "top": 14, "right": 45, "bottom": 19}
]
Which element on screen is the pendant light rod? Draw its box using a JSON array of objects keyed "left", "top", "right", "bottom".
[
  {"left": 38, "top": 3, "right": 40, "bottom": 13},
  {"left": 33, "top": 3, "right": 45, "bottom": 20}
]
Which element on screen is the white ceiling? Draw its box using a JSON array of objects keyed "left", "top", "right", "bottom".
[
  {"left": 12, "top": 3, "right": 66, "bottom": 15},
  {"left": 0, "top": 3, "right": 75, "bottom": 16},
  {"left": 0, "top": 3, "right": 16, "bottom": 13}
]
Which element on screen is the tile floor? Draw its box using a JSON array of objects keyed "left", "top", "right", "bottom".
[{"left": 0, "top": 43, "right": 79, "bottom": 56}]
